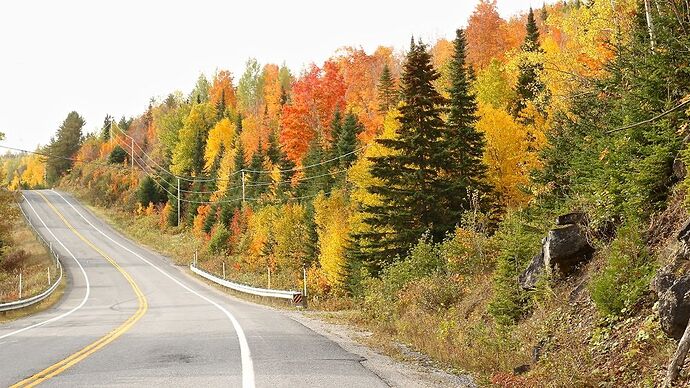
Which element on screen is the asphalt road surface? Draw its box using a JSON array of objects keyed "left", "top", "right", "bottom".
[{"left": 0, "top": 190, "right": 387, "bottom": 387}]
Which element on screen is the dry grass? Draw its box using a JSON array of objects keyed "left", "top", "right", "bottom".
[{"left": 0, "top": 205, "right": 64, "bottom": 320}]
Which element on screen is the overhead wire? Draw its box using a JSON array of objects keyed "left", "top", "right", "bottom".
[
  {"left": 114, "top": 136, "right": 350, "bottom": 196},
  {"left": 109, "top": 120, "right": 367, "bottom": 179},
  {"left": 119, "top": 137, "right": 347, "bottom": 205}
]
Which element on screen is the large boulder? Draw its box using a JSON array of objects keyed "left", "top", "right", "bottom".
[
  {"left": 659, "top": 275, "right": 690, "bottom": 340},
  {"left": 519, "top": 219, "right": 594, "bottom": 291},
  {"left": 555, "top": 212, "right": 586, "bottom": 226},
  {"left": 543, "top": 224, "right": 594, "bottom": 275}
]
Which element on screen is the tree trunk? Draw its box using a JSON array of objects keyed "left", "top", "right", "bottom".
[
  {"left": 664, "top": 318, "right": 690, "bottom": 387},
  {"left": 644, "top": 0, "right": 656, "bottom": 48}
]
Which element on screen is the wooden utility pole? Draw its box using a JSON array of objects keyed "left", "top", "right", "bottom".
[
  {"left": 241, "top": 170, "right": 246, "bottom": 205},
  {"left": 177, "top": 178, "right": 181, "bottom": 227}
]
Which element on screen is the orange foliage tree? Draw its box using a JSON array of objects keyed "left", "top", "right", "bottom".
[
  {"left": 280, "top": 61, "right": 345, "bottom": 162},
  {"left": 466, "top": 0, "right": 508, "bottom": 69},
  {"left": 210, "top": 70, "right": 237, "bottom": 112}
]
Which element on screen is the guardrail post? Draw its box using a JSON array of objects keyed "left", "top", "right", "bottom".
[
  {"left": 292, "top": 292, "right": 306, "bottom": 308},
  {"left": 18, "top": 272, "right": 22, "bottom": 299},
  {"left": 302, "top": 265, "right": 307, "bottom": 299},
  {"left": 222, "top": 262, "right": 226, "bottom": 280}
]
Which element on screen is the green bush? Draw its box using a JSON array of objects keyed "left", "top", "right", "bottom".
[
  {"left": 208, "top": 223, "right": 230, "bottom": 255},
  {"left": 440, "top": 228, "right": 494, "bottom": 276},
  {"left": 590, "top": 220, "right": 656, "bottom": 316},
  {"left": 381, "top": 235, "right": 445, "bottom": 295},
  {"left": 108, "top": 145, "right": 127, "bottom": 164},
  {"left": 411, "top": 274, "right": 464, "bottom": 313},
  {"left": 488, "top": 211, "right": 545, "bottom": 325},
  {"left": 137, "top": 176, "right": 165, "bottom": 206}
]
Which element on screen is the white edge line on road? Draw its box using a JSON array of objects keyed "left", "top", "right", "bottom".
[
  {"left": 51, "top": 190, "right": 256, "bottom": 388},
  {"left": 0, "top": 193, "right": 91, "bottom": 341}
]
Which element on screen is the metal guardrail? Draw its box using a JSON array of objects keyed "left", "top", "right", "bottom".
[
  {"left": 190, "top": 263, "right": 304, "bottom": 304},
  {"left": 0, "top": 198, "right": 64, "bottom": 312}
]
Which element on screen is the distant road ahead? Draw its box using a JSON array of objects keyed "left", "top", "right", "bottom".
[{"left": 0, "top": 190, "right": 385, "bottom": 387}]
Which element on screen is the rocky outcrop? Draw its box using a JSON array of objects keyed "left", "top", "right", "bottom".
[
  {"left": 519, "top": 214, "right": 594, "bottom": 290},
  {"left": 654, "top": 221, "right": 690, "bottom": 339},
  {"left": 543, "top": 224, "right": 594, "bottom": 274},
  {"left": 659, "top": 275, "right": 690, "bottom": 340},
  {"left": 518, "top": 251, "right": 545, "bottom": 290}
]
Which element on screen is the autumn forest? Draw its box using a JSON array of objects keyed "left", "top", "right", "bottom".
[{"left": 4, "top": 0, "right": 690, "bottom": 385}]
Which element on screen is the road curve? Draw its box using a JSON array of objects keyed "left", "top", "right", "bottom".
[{"left": 0, "top": 190, "right": 387, "bottom": 387}]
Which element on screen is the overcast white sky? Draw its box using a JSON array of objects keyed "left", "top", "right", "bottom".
[{"left": 0, "top": 0, "right": 541, "bottom": 150}]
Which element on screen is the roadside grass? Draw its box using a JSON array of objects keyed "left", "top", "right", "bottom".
[{"left": 0, "top": 203, "right": 65, "bottom": 322}]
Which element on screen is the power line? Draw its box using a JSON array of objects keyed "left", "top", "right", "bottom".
[
  {"left": 130, "top": 150, "right": 341, "bottom": 206},
  {"left": 607, "top": 97, "right": 690, "bottom": 134},
  {"left": 110, "top": 120, "right": 367, "bottom": 179},
  {"left": 115, "top": 136, "right": 350, "bottom": 196},
  {"left": 111, "top": 121, "right": 238, "bottom": 183},
  {"left": 0, "top": 144, "right": 128, "bottom": 172}
]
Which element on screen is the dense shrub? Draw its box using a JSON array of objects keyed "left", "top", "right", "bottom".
[
  {"left": 208, "top": 223, "right": 230, "bottom": 255},
  {"left": 488, "top": 211, "right": 545, "bottom": 325},
  {"left": 1, "top": 249, "right": 28, "bottom": 272},
  {"left": 108, "top": 145, "right": 127, "bottom": 164},
  {"left": 137, "top": 176, "right": 165, "bottom": 206},
  {"left": 590, "top": 220, "right": 656, "bottom": 316}
]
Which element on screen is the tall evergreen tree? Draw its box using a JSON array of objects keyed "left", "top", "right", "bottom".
[
  {"left": 266, "top": 129, "right": 282, "bottom": 166},
  {"left": 248, "top": 141, "right": 270, "bottom": 200},
  {"left": 46, "top": 111, "right": 85, "bottom": 183},
  {"left": 221, "top": 138, "right": 246, "bottom": 225},
  {"left": 359, "top": 39, "right": 449, "bottom": 270},
  {"left": 297, "top": 135, "right": 333, "bottom": 198},
  {"left": 377, "top": 64, "right": 398, "bottom": 113},
  {"left": 512, "top": 8, "right": 547, "bottom": 120},
  {"left": 216, "top": 89, "right": 226, "bottom": 121},
  {"left": 329, "top": 110, "right": 343, "bottom": 158},
  {"left": 442, "top": 29, "right": 492, "bottom": 223},
  {"left": 235, "top": 113, "right": 243, "bottom": 135},
  {"left": 336, "top": 112, "right": 363, "bottom": 169},
  {"left": 100, "top": 114, "right": 113, "bottom": 141},
  {"left": 118, "top": 116, "right": 133, "bottom": 132}
]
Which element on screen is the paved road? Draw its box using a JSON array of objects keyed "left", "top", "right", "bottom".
[{"left": 0, "top": 190, "right": 387, "bottom": 387}]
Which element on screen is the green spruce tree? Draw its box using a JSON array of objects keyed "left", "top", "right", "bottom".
[
  {"left": 100, "top": 114, "right": 113, "bottom": 141},
  {"left": 377, "top": 64, "right": 398, "bottom": 113},
  {"left": 247, "top": 140, "right": 270, "bottom": 200},
  {"left": 297, "top": 135, "right": 334, "bottom": 198},
  {"left": 442, "top": 28, "right": 492, "bottom": 225},
  {"left": 512, "top": 8, "right": 548, "bottom": 121},
  {"left": 359, "top": 38, "right": 449, "bottom": 270},
  {"left": 221, "top": 138, "right": 246, "bottom": 225},
  {"left": 46, "top": 111, "right": 85, "bottom": 183},
  {"left": 336, "top": 112, "right": 363, "bottom": 170}
]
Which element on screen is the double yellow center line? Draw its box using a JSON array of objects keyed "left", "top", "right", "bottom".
[{"left": 12, "top": 192, "right": 148, "bottom": 387}]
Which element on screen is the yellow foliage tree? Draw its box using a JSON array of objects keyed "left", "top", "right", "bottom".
[
  {"left": 21, "top": 154, "right": 46, "bottom": 188},
  {"left": 476, "top": 103, "right": 535, "bottom": 208},
  {"left": 171, "top": 103, "right": 216, "bottom": 175},
  {"left": 204, "top": 118, "right": 236, "bottom": 172},
  {"left": 314, "top": 189, "right": 350, "bottom": 291},
  {"left": 247, "top": 205, "right": 277, "bottom": 269},
  {"left": 272, "top": 203, "right": 307, "bottom": 271}
]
